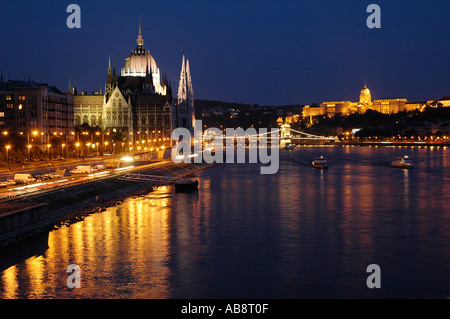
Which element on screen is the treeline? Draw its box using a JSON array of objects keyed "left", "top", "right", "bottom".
[{"left": 194, "top": 99, "right": 302, "bottom": 129}]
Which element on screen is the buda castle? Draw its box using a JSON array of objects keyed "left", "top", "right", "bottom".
[{"left": 302, "top": 85, "right": 430, "bottom": 119}]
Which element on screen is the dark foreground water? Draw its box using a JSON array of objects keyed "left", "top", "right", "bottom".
[{"left": 1, "top": 145, "right": 449, "bottom": 299}]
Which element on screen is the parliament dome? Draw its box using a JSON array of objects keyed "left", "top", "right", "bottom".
[{"left": 121, "top": 21, "right": 158, "bottom": 76}]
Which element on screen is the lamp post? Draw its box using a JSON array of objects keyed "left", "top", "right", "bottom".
[
  {"left": 27, "top": 144, "right": 31, "bottom": 162},
  {"left": 86, "top": 143, "right": 91, "bottom": 157},
  {"left": 75, "top": 142, "right": 80, "bottom": 157},
  {"left": 5, "top": 145, "right": 11, "bottom": 166}
]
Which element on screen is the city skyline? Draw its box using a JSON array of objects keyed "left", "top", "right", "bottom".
[
  {"left": 1, "top": 1, "right": 450, "bottom": 304},
  {"left": 1, "top": 0, "right": 449, "bottom": 106}
]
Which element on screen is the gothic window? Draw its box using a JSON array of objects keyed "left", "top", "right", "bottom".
[
  {"left": 83, "top": 115, "right": 89, "bottom": 124},
  {"left": 90, "top": 115, "right": 96, "bottom": 126}
]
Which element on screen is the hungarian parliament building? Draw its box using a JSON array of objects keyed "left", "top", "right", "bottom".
[{"left": 72, "top": 21, "right": 195, "bottom": 143}]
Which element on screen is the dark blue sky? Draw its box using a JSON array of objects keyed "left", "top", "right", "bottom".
[{"left": 1, "top": 0, "right": 449, "bottom": 105}]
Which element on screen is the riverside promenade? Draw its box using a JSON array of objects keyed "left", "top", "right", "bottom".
[{"left": 0, "top": 155, "right": 215, "bottom": 247}]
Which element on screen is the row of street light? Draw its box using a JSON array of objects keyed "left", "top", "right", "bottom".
[{"left": 2, "top": 131, "right": 171, "bottom": 164}]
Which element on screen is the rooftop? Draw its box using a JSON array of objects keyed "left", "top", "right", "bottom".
[{"left": 0, "top": 80, "right": 65, "bottom": 95}]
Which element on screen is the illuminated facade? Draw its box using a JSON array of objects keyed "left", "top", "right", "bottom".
[
  {"left": 74, "top": 21, "right": 174, "bottom": 143},
  {"left": 303, "top": 84, "right": 425, "bottom": 119},
  {"left": 0, "top": 80, "right": 74, "bottom": 144},
  {"left": 174, "top": 53, "right": 195, "bottom": 134},
  {"left": 120, "top": 20, "right": 166, "bottom": 96},
  {"left": 439, "top": 96, "right": 450, "bottom": 107}
]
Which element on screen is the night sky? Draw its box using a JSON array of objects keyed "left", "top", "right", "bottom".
[{"left": 0, "top": 0, "right": 449, "bottom": 106}]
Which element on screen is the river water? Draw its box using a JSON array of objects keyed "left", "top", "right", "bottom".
[{"left": 1, "top": 145, "right": 449, "bottom": 299}]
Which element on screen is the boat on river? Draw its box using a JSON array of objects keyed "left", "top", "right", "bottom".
[
  {"left": 390, "top": 155, "right": 414, "bottom": 169},
  {"left": 312, "top": 156, "right": 328, "bottom": 169},
  {"left": 175, "top": 178, "right": 199, "bottom": 192}
]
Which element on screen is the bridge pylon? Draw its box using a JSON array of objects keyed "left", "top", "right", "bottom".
[{"left": 280, "top": 124, "right": 292, "bottom": 148}]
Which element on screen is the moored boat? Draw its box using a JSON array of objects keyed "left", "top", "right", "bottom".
[{"left": 175, "top": 178, "right": 199, "bottom": 192}]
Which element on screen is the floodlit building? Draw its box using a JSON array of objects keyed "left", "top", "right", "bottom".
[
  {"left": 74, "top": 20, "right": 195, "bottom": 144},
  {"left": 302, "top": 84, "right": 427, "bottom": 119},
  {"left": 174, "top": 53, "right": 195, "bottom": 135},
  {"left": 0, "top": 79, "right": 74, "bottom": 145}
]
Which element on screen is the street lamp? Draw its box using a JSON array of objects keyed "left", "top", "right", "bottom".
[
  {"left": 61, "top": 143, "right": 65, "bottom": 158},
  {"left": 27, "top": 144, "right": 32, "bottom": 162},
  {"left": 75, "top": 142, "right": 80, "bottom": 157},
  {"left": 47, "top": 144, "right": 51, "bottom": 160},
  {"left": 5, "top": 145, "right": 11, "bottom": 165}
]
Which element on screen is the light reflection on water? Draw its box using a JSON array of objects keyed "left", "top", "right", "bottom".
[{"left": 0, "top": 146, "right": 450, "bottom": 298}]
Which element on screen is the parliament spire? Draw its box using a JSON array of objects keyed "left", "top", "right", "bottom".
[{"left": 137, "top": 18, "right": 144, "bottom": 46}]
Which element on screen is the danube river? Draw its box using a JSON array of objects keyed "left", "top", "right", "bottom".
[{"left": 1, "top": 145, "right": 449, "bottom": 299}]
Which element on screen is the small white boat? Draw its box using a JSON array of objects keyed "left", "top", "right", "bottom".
[
  {"left": 390, "top": 155, "right": 414, "bottom": 169},
  {"left": 312, "top": 156, "right": 328, "bottom": 169}
]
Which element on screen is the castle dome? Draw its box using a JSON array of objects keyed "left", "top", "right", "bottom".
[
  {"left": 361, "top": 84, "right": 370, "bottom": 96},
  {"left": 359, "top": 84, "right": 371, "bottom": 104}
]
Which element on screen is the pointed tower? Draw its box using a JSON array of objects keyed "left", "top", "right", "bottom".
[
  {"left": 106, "top": 57, "right": 113, "bottom": 94},
  {"left": 178, "top": 54, "right": 187, "bottom": 104},
  {"left": 107, "top": 56, "right": 112, "bottom": 84},
  {"left": 68, "top": 79, "right": 72, "bottom": 94},
  {"left": 186, "top": 58, "right": 194, "bottom": 109},
  {"left": 176, "top": 53, "right": 195, "bottom": 134},
  {"left": 137, "top": 17, "right": 144, "bottom": 47}
]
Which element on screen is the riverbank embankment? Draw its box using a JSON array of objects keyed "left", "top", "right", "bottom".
[{"left": 0, "top": 161, "right": 216, "bottom": 247}]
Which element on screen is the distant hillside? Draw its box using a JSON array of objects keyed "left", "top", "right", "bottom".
[
  {"left": 194, "top": 99, "right": 252, "bottom": 111},
  {"left": 194, "top": 99, "right": 303, "bottom": 112},
  {"left": 193, "top": 99, "right": 304, "bottom": 129}
]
